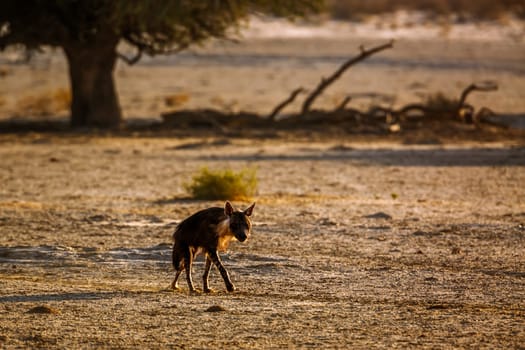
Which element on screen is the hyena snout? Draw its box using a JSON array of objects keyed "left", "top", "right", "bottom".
[
  {"left": 235, "top": 230, "right": 249, "bottom": 242},
  {"left": 229, "top": 217, "right": 252, "bottom": 243}
]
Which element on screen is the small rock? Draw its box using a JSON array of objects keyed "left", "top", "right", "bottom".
[
  {"left": 329, "top": 144, "right": 354, "bottom": 151},
  {"left": 412, "top": 230, "right": 441, "bottom": 237},
  {"left": 205, "top": 305, "right": 226, "bottom": 313},
  {"left": 318, "top": 217, "right": 337, "bottom": 226},
  {"left": 451, "top": 247, "right": 462, "bottom": 254},
  {"left": 364, "top": 212, "right": 392, "bottom": 220},
  {"left": 412, "top": 230, "right": 427, "bottom": 236},
  {"left": 27, "top": 305, "right": 59, "bottom": 314}
]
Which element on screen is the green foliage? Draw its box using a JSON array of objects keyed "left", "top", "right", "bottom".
[
  {"left": 185, "top": 167, "right": 258, "bottom": 201},
  {"left": 0, "top": 1, "right": 324, "bottom": 53},
  {"left": 0, "top": 0, "right": 323, "bottom": 128}
]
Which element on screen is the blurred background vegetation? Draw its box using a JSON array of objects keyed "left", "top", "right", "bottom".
[{"left": 327, "top": 0, "right": 525, "bottom": 20}]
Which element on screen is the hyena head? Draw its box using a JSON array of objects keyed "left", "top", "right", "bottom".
[{"left": 224, "top": 201, "right": 255, "bottom": 242}]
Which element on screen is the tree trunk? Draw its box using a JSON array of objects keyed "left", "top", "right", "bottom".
[{"left": 63, "top": 38, "right": 121, "bottom": 128}]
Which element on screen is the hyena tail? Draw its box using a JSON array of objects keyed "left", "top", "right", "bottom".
[
  {"left": 172, "top": 246, "right": 179, "bottom": 269},
  {"left": 172, "top": 243, "right": 184, "bottom": 271},
  {"left": 172, "top": 248, "right": 178, "bottom": 270}
]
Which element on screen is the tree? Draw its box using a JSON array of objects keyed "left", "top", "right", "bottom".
[{"left": 0, "top": 1, "right": 323, "bottom": 128}]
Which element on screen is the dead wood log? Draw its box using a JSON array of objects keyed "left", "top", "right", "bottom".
[
  {"left": 161, "top": 109, "right": 229, "bottom": 132},
  {"left": 456, "top": 81, "right": 498, "bottom": 122},
  {"left": 267, "top": 87, "right": 305, "bottom": 121},
  {"left": 457, "top": 81, "right": 498, "bottom": 111},
  {"left": 396, "top": 104, "right": 428, "bottom": 117},
  {"left": 301, "top": 40, "right": 394, "bottom": 115},
  {"left": 334, "top": 96, "right": 352, "bottom": 112},
  {"left": 387, "top": 82, "right": 498, "bottom": 123}
]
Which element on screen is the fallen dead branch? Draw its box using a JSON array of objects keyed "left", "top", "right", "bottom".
[
  {"left": 334, "top": 96, "right": 352, "bottom": 112},
  {"left": 267, "top": 87, "right": 304, "bottom": 121},
  {"left": 301, "top": 40, "right": 394, "bottom": 114},
  {"left": 390, "top": 82, "right": 499, "bottom": 123},
  {"left": 266, "top": 39, "right": 499, "bottom": 129},
  {"left": 161, "top": 39, "right": 502, "bottom": 137},
  {"left": 162, "top": 80, "right": 500, "bottom": 135},
  {"left": 456, "top": 81, "right": 498, "bottom": 123},
  {"left": 161, "top": 77, "right": 501, "bottom": 139},
  {"left": 457, "top": 81, "right": 498, "bottom": 112}
]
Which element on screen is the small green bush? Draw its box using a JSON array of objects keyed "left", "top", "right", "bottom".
[
  {"left": 15, "top": 87, "right": 71, "bottom": 117},
  {"left": 185, "top": 167, "right": 257, "bottom": 200}
]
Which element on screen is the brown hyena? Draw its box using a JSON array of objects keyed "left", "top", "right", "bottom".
[{"left": 171, "top": 201, "right": 255, "bottom": 293}]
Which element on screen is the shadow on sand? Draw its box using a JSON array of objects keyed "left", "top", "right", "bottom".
[
  {"left": 0, "top": 289, "right": 169, "bottom": 303},
  {"left": 0, "top": 291, "right": 123, "bottom": 303},
  {"left": 195, "top": 147, "right": 525, "bottom": 167}
]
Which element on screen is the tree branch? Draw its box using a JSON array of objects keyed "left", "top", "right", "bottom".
[
  {"left": 267, "top": 87, "right": 304, "bottom": 121},
  {"left": 301, "top": 40, "right": 394, "bottom": 115},
  {"left": 122, "top": 32, "right": 191, "bottom": 58},
  {"left": 334, "top": 96, "right": 352, "bottom": 112},
  {"left": 457, "top": 81, "right": 498, "bottom": 113},
  {"left": 117, "top": 48, "right": 143, "bottom": 65}
]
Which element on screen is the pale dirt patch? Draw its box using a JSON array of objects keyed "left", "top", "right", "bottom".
[
  {"left": 0, "top": 22, "right": 524, "bottom": 348},
  {"left": 0, "top": 135, "right": 524, "bottom": 348},
  {"left": 1, "top": 36, "right": 524, "bottom": 123}
]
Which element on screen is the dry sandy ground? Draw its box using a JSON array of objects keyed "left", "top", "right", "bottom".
[
  {"left": 1, "top": 36, "right": 524, "bottom": 123},
  {"left": 0, "top": 134, "right": 524, "bottom": 349},
  {"left": 0, "top": 22, "right": 524, "bottom": 349}
]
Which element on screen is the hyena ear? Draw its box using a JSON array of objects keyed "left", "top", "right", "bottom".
[
  {"left": 224, "top": 201, "right": 234, "bottom": 216},
  {"left": 244, "top": 202, "right": 255, "bottom": 216}
]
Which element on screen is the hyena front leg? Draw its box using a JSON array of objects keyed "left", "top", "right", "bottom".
[
  {"left": 202, "top": 255, "right": 213, "bottom": 293},
  {"left": 208, "top": 250, "right": 235, "bottom": 292}
]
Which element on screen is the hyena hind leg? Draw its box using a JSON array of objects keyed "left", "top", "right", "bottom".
[
  {"left": 171, "top": 250, "right": 185, "bottom": 290},
  {"left": 183, "top": 247, "right": 198, "bottom": 293}
]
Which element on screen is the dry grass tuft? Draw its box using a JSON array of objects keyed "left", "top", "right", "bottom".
[
  {"left": 164, "top": 93, "right": 190, "bottom": 108},
  {"left": 424, "top": 92, "right": 458, "bottom": 111},
  {"left": 15, "top": 88, "right": 71, "bottom": 117},
  {"left": 0, "top": 66, "right": 11, "bottom": 77},
  {"left": 185, "top": 167, "right": 257, "bottom": 201}
]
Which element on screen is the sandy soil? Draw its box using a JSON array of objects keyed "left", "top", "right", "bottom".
[
  {"left": 0, "top": 19, "right": 524, "bottom": 349},
  {"left": 0, "top": 134, "right": 524, "bottom": 349},
  {"left": 1, "top": 36, "right": 524, "bottom": 123}
]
